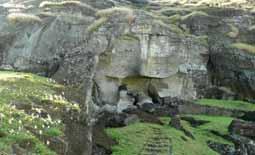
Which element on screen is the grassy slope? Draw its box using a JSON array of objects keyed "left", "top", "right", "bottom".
[
  {"left": 107, "top": 115, "right": 233, "bottom": 155},
  {"left": 0, "top": 71, "right": 79, "bottom": 154},
  {"left": 196, "top": 99, "right": 255, "bottom": 111}
]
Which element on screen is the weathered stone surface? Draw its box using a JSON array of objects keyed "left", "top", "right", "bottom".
[
  {"left": 1, "top": 0, "right": 255, "bottom": 154},
  {"left": 0, "top": 0, "right": 212, "bottom": 107},
  {"left": 229, "top": 119, "right": 255, "bottom": 140},
  {"left": 117, "top": 88, "right": 136, "bottom": 113},
  {"left": 169, "top": 115, "right": 182, "bottom": 130},
  {"left": 207, "top": 13, "right": 255, "bottom": 100},
  {"left": 239, "top": 111, "right": 255, "bottom": 122},
  {"left": 207, "top": 140, "right": 235, "bottom": 155},
  {"left": 231, "top": 134, "right": 255, "bottom": 155},
  {"left": 228, "top": 120, "right": 255, "bottom": 155},
  {"left": 181, "top": 116, "right": 210, "bottom": 127},
  {"left": 178, "top": 102, "right": 245, "bottom": 117}
]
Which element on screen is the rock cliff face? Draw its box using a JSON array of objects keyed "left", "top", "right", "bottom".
[
  {"left": 0, "top": 0, "right": 253, "bottom": 101},
  {"left": 0, "top": 0, "right": 255, "bottom": 154},
  {"left": 1, "top": 1, "right": 255, "bottom": 104}
]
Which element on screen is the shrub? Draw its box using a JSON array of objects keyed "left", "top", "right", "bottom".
[{"left": 44, "top": 128, "right": 63, "bottom": 137}]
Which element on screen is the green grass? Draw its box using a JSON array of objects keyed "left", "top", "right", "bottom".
[
  {"left": 0, "top": 71, "right": 79, "bottom": 111},
  {"left": 0, "top": 104, "right": 57, "bottom": 154},
  {"left": 230, "top": 43, "right": 255, "bottom": 54},
  {"left": 196, "top": 99, "right": 255, "bottom": 111},
  {"left": 44, "top": 128, "right": 63, "bottom": 137},
  {"left": 184, "top": 115, "right": 233, "bottom": 137},
  {"left": 106, "top": 123, "right": 157, "bottom": 155},
  {"left": 0, "top": 71, "right": 79, "bottom": 154},
  {"left": 107, "top": 115, "right": 233, "bottom": 155}
]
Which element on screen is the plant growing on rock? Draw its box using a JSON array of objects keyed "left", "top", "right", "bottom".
[
  {"left": 231, "top": 43, "right": 255, "bottom": 54},
  {"left": 7, "top": 13, "right": 42, "bottom": 24}
]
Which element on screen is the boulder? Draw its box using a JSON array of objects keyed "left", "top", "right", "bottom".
[
  {"left": 169, "top": 115, "right": 182, "bottom": 130},
  {"left": 239, "top": 111, "right": 255, "bottom": 122},
  {"left": 124, "top": 114, "right": 140, "bottom": 126},
  {"left": 178, "top": 102, "right": 245, "bottom": 117},
  {"left": 181, "top": 116, "right": 210, "bottom": 127},
  {"left": 136, "top": 95, "right": 153, "bottom": 107},
  {"left": 231, "top": 134, "right": 255, "bottom": 155},
  {"left": 207, "top": 141, "right": 235, "bottom": 155},
  {"left": 117, "top": 88, "right": 136, "bottom": 113},
  {"left": 229, "top": 119, "right": 255, "bottom": 140},
  {"left": 139, "top": 102, "right": 156, "bottom": 113},
  {"left": 203, "top": 86, "right": 237, "bottom": 100}
]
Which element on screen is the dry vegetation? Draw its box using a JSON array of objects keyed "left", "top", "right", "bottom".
[
  {"left": 39, "top": 0, "right": 97, "bottom": 13},
  {"left": 7, "top": 13, "right": 42, "bottom": 24},
  {"left": 87, "top": 7, "right": 135, "bottom": 33},
  {"left": 87, "top": 17, "right": 109, "bottom": 32},
  {"left": 231, "top": 43, "right": 255, "bottom": 54},
  {"left": 96, "top": 7, "right": 134, "bottom": 18},
  {"left": 39, "top": 0, "right": 96, "bottom": 10}
]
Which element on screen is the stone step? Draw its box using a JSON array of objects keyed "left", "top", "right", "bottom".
[
  {"left": 145, "top": 143, "right": 169, "bottom": 147},
  {"left": 140, "top": 152, "right": 163, "bottom": 155},
  {"left": 141, "top": 151, "right": 170, "bottom": 155},
  {"left": 149, "top": 137, "right": 169, "bottom": 141},
  {"left": 139, "top": 127, "right": 172, "bottom": 155},
  {"left": 140, "top": 150, "right": 171, "bottom": 155},
  {"left": 142, "top": 146, "right": 169, "bottom": 151}
]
